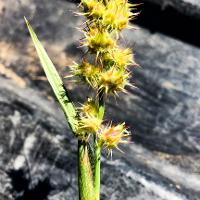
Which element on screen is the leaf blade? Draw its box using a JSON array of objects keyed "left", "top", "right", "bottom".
[{"left": 25, "top": 17, "right": 78, "bottom": 133}]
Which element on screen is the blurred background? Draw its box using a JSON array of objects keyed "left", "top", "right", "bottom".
[{"left": 0, "top": 0, "right": 200, "bottom": 199}]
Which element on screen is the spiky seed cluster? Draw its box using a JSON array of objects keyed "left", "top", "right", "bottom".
[
  {"left": 71, "top": 60, "right": 100, "bottom": 86},
  {"left": 81, "top": 98, "right": 99, "bottom": 116},
  {"left": 98, "top": 69, "right": 131, "bottom": 95},
  {"left": 70, "top": 0, "right": 137, "bottom": 146},
  {"left": 78, "top": 115, "right": 102, "bottom": 134},
  {"left": 81, "top": 0, "right": 105, "bottom": 19},
  {"left": 99, "top": 123, "right": 130, "bottom": 151},
  {"left": 77, "top": 98, "right": 102, "bottom": 140},
  {"left": 83, "top": 27, "right": 116, "bottom": 54},
  {"left": 103, "top": 48, "right": 135, "bottom": 69},
  {"left": 102, "top": 0, "right": 137, "bottom": 31}
]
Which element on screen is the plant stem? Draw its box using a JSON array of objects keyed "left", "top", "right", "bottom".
[
  {"left": 78, "top": 140, "right": 95, "bottom": 200},
  {"left": 98, "top": 90, "right": 105, "bottom": 120},
  {"left": 94, "top": 90, "right": 105, "bottom": 200},
  {"left": 94, "top": 143, "right": 101, "bottom": 200}
]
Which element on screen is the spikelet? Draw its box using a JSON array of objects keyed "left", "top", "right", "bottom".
[
  {"left": 76, "top": 98, "right": 102, "bottom": 140},
  {"left": 70, "top": 60, "right": 100, "bottom": 86},
  {"left": 82, "top": 26, "right": 116, "bottom": 54},
  {"left": 102, "top": 48, "right": 134, "bottom": 69},
  {"left": 80, "top": 98, "right": 99, "bottom": 117},
  {"left": 80, "top": 0, "right": 106, "bottom": 20},
  {"left": 77, "top": 114, "right": 102, "bottom": 134},
  {"left": 98, "top": 68, "right": 131, "bottom": 94},
  {"left": 102, "top": 0, "right": 132, "bottom": 31},
  {"left": 99, "top": 123, "right": 130, "bottom": 151}
]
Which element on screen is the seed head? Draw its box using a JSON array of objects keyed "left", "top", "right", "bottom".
[
  {"left": 76, "top": 98, "right": 101, "bottom": 140},
  {"left": 102, "top": 48, "right": 134, "bottom": 69},
  {"left": 78, "top": 114, "right": 102, "bottom": 135},
  {"left": 83, "top": 27, "right": 116, "bottom": 54},
  {"left": 70, "top": 60, "right": 100, "bottom": 86},
  {"left": 98, "top": 68, "right": 130, "bottom": 94},
  {"left": 99, "top": 123, "right": 130, "bottom": 150},
  {"left": 81, "top": 0, "right": 105, "bottom": 20},
  {"left": 80, "top": 98, "right": 99, "bottom": 117},
  {"left": 102, "top": 0, "right": 132, "bottom": 31}
]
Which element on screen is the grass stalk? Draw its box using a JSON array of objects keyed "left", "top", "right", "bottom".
[
  {"left": 94, "top": 143, "right": 101, "bottom": 200},
  {"left": 94, "top": 90, "right": 105, "bottom": 200}
]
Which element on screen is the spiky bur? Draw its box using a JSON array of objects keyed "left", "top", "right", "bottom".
[
  {"left": 102, "top": 48, "right": 136, "bottom": 69},
  {"left": 102, "top": 0, "right": 138, "bottom": 31},
  {"left": 83, "top": 27, "right": 116, "bottom": 54},
  {"left": 75, "top": 98, "right": 101, "bottom": 139},
  {"left": 71, "top": 60, "right": 100, "bottom": 87},
  {"left": 98, "top": 68, "right": 131, "bottom": 95},
  {"left": 99, "top": 123, "right": 130, "bottom": 154}
]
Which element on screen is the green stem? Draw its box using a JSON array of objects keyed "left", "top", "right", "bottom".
[
  {"left": 94, "top": 90, "right": 105, "bottom": 200},
  {"left": 78, "top": 140, "right": 95, "bottom": 200},
  {"left": 98, "top": 90, "right": 105, "bottom": 120},
  {"left": 94, "top": 143, "right": 101, "bottom": 200}
]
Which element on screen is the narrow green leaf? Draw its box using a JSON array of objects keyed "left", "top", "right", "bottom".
[{"left": 25, "top": 17, "right": 78, "bottom": 133}]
